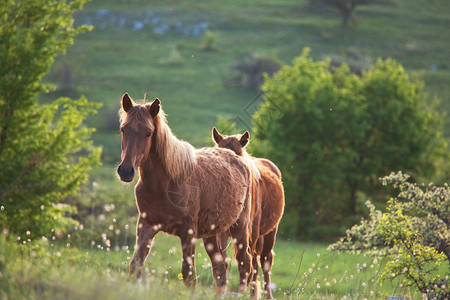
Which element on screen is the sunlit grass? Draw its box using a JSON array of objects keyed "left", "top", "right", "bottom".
[
  {"left": 0, "top": 229, "right": 424, "bottom": 299},
  {"left": 0, "top": 233, "right": 218, "bottom": 300}
]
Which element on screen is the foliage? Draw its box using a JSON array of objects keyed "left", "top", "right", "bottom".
[
  {"left": 326, "top": 47, "right": 374, "bottom": 75},
  {"left": 0, "top": 0, "right": 100, "bottom": 240},
  {"left": 64, "top": 177, "right": 138, "bottom": 248},
  {"left": 215, "top": 116, "right": 241, "bottom": 135},
  {"left": 309, "top": 0, "right": 396, "bottom": 27},
  {"left": 200, "top": 30, "right": 218, "bottom": 51},
  {"left": 329, "top": 172, "right": 449, "bottom": 299},
  {"left": 230, "top": 53, "right": 281, "bottom": 89},
  {"left": 250, "top": 48, "right": 448, "bottom": 240},
  {"left": 158, "top": 45, "right": 184, "bottom": 66}
]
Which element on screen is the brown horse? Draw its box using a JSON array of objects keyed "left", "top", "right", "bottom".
[
  {"left": 213, "top": 127, "right": 285, "bottom": 299},
  {"left": 117, "top": 93, "right": 253, "bottom": 292}
]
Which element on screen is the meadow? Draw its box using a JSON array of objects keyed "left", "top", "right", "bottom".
[
  {"left": 41, "top": 0, "right": 450, "bottom": 164},
  {"left": 1, "top": 232, "right": 423, "bottom": 299},
  {"left": 16, "top": 0, "right": 449, "bottom": 298}
]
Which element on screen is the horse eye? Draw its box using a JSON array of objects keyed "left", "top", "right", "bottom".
[
  {"left": 120, "top": 127, "right": 124, "bottom": 133},
  {"left": 146, "top": 131, "right": 152, "bottom": 138}
]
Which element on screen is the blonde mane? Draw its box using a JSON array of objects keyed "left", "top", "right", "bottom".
[
  {"left": 153, "top": 110, "right": 197, "bottom": 179},
  {"left": 119, "top": 102, "right": 197, "bottom": 180},
  {"left": 241, "top": 147, "right": 261, "bottom": 181}
]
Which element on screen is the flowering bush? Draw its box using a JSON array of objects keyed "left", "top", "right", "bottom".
[{"left": 329, "top": 171, "right": 449, "bottom": 299}]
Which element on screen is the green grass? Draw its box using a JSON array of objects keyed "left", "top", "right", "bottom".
[
  {"left": 39, "top": 0, "right": 450, "bottom": 165},
  {"left": 0, "top": 232, "right": 424, "bottom": 299}
]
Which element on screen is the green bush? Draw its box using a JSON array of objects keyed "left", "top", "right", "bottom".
[
  {"left": 250, "top": 48, "right": 449, "bottom": 240},
  {"left": 329, "top": 172, "right": 449, "bottom": 299},
  {"left": 200, "top": 30, "right": 218, "bottom": 51},
  {"left": 65, "top": 179, "right": 138, "bottom": 248},
  {"left": 0, "top": 0, "right": 100, "bottom": 240},
  {"left": 159, "top": 45, "right": 184, "bottom": 66}
]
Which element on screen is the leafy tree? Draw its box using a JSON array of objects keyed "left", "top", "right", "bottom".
[
  {"left": 251, "top": 48, "right": 448, "bottom": 240},
  {"left": 309, "top": 0, "right": 396, "bottom": 27},
  {"left": 0, "top": 0, "right": 100, "bottom": 240},
  {"left": 329, "top": 172, "right": 449, "bottom": 299}
]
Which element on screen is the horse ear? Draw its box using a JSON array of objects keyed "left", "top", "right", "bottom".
[
  {"left": 212, "top": 127, "right": 223, "bottom": 144},
  {"left": 122, "top": 93, "right": 134, "bottom": 112},
  {"left": 240, "top": 131, "right": 249, "bottom": 147},
  {"left": 148, "top": 98, "right": 160, "bottom": 118}
]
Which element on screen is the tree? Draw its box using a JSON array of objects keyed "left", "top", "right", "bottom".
[
  {"left": 329, "top": 172, "right": 449, "bottom": 299},
  {"left": 310, "top": 0, "right": 396, "bottom": 27},
  {"left": 250, "top": 48, "right": 448, "bottom": 240},
  {"left": 0, "top": 0, "right": 101, "bottom": 240}
]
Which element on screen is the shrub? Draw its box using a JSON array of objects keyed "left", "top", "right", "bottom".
[
  {"left": 250, "top": 48, "right": 448, "bottom": 240},
  {"left": 231, "top": 53, "right": 281, "bottom": 89},
  {"left": 159, "top": 45, "right": 184, "bottom": 66},
  {"left": 200, "top": 30, "right": 218, "bottom": 51},
  {"left": 0, "top": 0, "right": 100, "bottom": 240},
  {"left": 329, "top": 171, "right": 450, "bottom": 299}
]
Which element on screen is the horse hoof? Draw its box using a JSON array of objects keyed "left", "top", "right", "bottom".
[{"left": 216, "top": 285, "right": 227, "bottom": 294}]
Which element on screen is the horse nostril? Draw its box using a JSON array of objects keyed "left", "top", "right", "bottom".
[
  {"left": 117, "top": 164, "right": 135, "bottom": 182},
  {"left": 117, "top": 164, "right": 125, "bottom": 177}
]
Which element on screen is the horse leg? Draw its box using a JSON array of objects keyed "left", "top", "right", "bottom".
[
  {"left": 180, "top": 227, "right": 198, "bottom": 289},
  {"left": 229, "top": 224, "right": 252, "bottom": 292},
  {"left": 129, "top": 218, "right": 158, "bottom": 279},
  {"left": 203, "top": 235, "right": 228, "bottom": 293},
  {"left": 218, "top": 231, "right": 229, "bottom": 266},
  {"left": 250, "top": 237, "right": 263, "bottom": 298},
  {"left": 261, "top": 228, "right": 277, "bottom": 299}
]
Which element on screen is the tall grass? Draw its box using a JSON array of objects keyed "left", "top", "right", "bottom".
[{"left": 0, "top": 229, "right": 422, "bottom": 299}]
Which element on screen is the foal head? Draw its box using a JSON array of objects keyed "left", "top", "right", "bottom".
[
  {"left": 212, "top": 127, "right": 249, "bottom": 156},
  {"left": 117, "top": 93, "right": 160, "bottom": 182}
]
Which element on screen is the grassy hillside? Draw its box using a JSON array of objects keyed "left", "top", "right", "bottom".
[{"left": 41, "top": 0, "right": 450, "bottom": 164}]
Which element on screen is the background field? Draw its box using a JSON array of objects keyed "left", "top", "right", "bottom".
[{"left": 41, "top": 0, "right": 450, "bottom": 164}]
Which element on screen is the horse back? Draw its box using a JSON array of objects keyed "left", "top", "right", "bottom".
[
  {"left": 255, "top": 158, "right": 281, "bottom": 179},
  {"left": 193, "top": 148, "right": 252, "bottom": 237}
]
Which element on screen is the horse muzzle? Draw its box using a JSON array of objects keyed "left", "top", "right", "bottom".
[{"left": 117, "top": 164, "right": 135, "bottom": 182}]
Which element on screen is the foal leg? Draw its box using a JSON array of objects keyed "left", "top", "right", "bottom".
[
  {"left": 261, "top": 228, "right": 277, "bottom": 299},
  {"left": 229, "top": 224, "right": 252, "bottom": 292},
  {"left": 218, "top": 231, "right": 229, "bottom": 265},
  {"left": 129, "top": 218, "right": 158, "bottom": 279},
  {"left": 250, "top": 237, "right": 263, "bottom": 298},
  {"left": 180, "top": 227, "right": 198, "bottom": 289},
  {"left": 203, "top": 235, "right": 228, "bottom": 293}
]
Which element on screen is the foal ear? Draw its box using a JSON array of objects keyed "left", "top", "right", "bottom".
[
  {"left": 212, "top": 127, "right": 223, "bottom": 144},
  {"left": 148, "top": 98, "right": 160, "bottom": 118},
  {"left": 240, "top": 131, "right": 249, "bottom": 147},
  {"left": 122, "top": 93, "right": 134, "bottom": 112}
]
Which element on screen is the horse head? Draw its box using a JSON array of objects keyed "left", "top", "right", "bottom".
[
  {"left": 212, "top": 127, "right": 249, "bottom": 156},
  {"left": 117, "top": 93, "right": 160, "bottom": 182}
]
